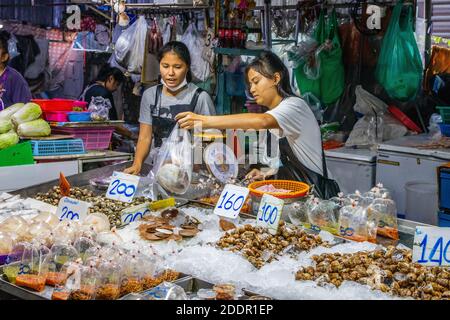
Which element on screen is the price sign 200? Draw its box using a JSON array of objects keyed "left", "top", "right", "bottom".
[
  {"left": 106, "top": 171, "right": 140, "bottom": 203},
  {"left": 60, "top": 206, "right": 79, "bottom": 221},
  {"left": 108, "top": 179, "right": 136, "bottom": 197},
  {"left": 413, "top": 226, "right": 450, "bottom": 267},
  {"left": 122, "top": 209, "right": 150, "bottom": 224}
]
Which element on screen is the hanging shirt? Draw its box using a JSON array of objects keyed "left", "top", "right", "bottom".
[
  {"left": 266, "top": 96, "right": 324, "bottom": 176},
  {"left": 0, "top": 66, "right": 32, "bottom": 110},
  {"left": 82, "top": 84, "right": 118, "bottom": 120}
]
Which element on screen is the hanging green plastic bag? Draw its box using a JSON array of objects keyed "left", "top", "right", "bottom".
[
  {"left": 294, "top": 10, "right": 345, "bottom": 105},
  {"left": 320, "top": 9, "right": 345, "bottom": 105},
  {"left": 375, "top": 1, "right": 423, "bottom": 101}
]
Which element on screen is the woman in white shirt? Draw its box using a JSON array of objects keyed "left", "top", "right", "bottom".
[{"left": 176, "top": 51, "right": 339, "bottom": 199}]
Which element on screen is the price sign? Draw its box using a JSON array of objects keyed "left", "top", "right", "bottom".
[
  {"left": 256, "top": 194, "right": 283, "bottom": 235},
  {"left": 56, "top": 197, "right": 90, "bottom": 222},
  {"left": 106, "top": 171, "right": 140, "bottom": 203},
  {"left": 213, "top": 184, "right": 249, "bottom": 219},
  {"left": 413, "top": 226, "right": 450, "bottom": 267},
  {"left": 121, "top": 203, "right": 151, "bottom": 225}
]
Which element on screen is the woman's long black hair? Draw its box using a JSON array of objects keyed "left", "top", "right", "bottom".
[
  {"left": 245, "top": 50, "right": 295, "bottom": 98},
  {"left": 157, "top": 41, "right": 193, "bottom": 83},
  {"left": 0, "top": 31, "right": 11, "bottom": 65}
]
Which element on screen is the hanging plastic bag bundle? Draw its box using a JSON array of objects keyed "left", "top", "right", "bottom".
[
  {"left": 375, "top": 1, "right": 423, "bottom": 101},
  {"left": 181, "top": 22, "right": 211, "bottom": 82},
  {"left": 149, "top": 124, "right": 193, "bottom": 195}
]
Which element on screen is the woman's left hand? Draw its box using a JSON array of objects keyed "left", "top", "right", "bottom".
[{"left": 175, "top": 112, "right": 207, "bottom": 129}]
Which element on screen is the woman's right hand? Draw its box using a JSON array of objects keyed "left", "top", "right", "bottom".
[
  {"left": 124, "top": 163, "right": 142, "bottom": 175},
  {"left": 245, "top": 169, "right": 266, "bottom": 182}
]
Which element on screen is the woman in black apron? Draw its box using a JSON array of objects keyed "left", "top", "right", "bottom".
[
  {"left": 124, "top": 41, "right": 215, "bottom": 175},
  {"left": 176, "top": 51, "right": 340, "bottom": 199}
]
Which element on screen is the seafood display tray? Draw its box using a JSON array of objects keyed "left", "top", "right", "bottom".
[
  {"left": 0, "top": 267, "right": 191, "bottom": 301},
  {"left": 172, "top": 277, "right": 270, "bottom": 300}
]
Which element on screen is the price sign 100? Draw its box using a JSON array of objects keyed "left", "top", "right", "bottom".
[
  {"left": 413, "top": 226, "right": 450, "bottom": 267},
  {"left": 256, "top": 194, "right": 283, "bottom": 235}
]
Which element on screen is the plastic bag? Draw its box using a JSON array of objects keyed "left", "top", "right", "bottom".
[
  {"left": 150, "top": 125, "right": 193, "bottom": 195},
  {"left": 181, "top": 22, "right": 210, "bottom": 82},
  {"left": 96, "top": 259, "right": 121, "bottom": 300},
  {"left": 338, "top": 202, "right": 378, "bottom": 243},
  {"left": 114, "top": 16, "right": 144, "bottom": 68},
  {"left": 70, "top": 264, "right": 100, "bottom": 300},
  {"left": 367, "top": 195, "right": 399, "bottom": 240},
  {"left": 88, "top": 96, "right": 112, "bottom": 121},
  {"left": 120, "top": 254, "right": 144, "bottom": 296},
  {"left": 375, "top": 2, "right": 423, "bottom": 101},
  {"left": 307, "top": 198, "right": 339, "bottom": 234}
]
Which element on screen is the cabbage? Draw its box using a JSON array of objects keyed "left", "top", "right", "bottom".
[
  {"left": 0, "top": 103, "right": 25, "bottom": 121},
  {"left": 0, "top": 119, "right": 12, "bottom": 134},
  {"left": 11, "top": 102, "right": 42, "bottom": 126},
  {"left": 17, "top": 119, "right": 51, "bottom": 137},
  {"left": 0, "top": 131, "right": 19, "bottom": 150}
]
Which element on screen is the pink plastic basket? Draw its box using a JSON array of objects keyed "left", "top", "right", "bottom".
[
  {"left": 51, "top": 126, "right": 115, "bottom": 150},
  {"left": 45, "top": 111, "right": 69, "bottom": 122}
]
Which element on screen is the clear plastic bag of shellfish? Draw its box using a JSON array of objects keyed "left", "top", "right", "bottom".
[
  {"left": 306, "top": 197, "right": 339, "bottom": 235},
  {"left": 147, "top": 124, "right": 193, "bottom": 197},
  {"left": 367, "top": 194, "right": 399, "bottom": 240},
  {"left": 338, "top": 202, "right": 378, "bottom": 243}
]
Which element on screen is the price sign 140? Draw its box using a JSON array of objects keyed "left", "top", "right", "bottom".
[
  {"left": 56, "top": 197, "right": 90, "bottom": 222},
  {"left": 213, "top": 184, "right": 249, "bottom": 219},
  {"left": 106, "top": 171, "right": 140, "bottom": 203},
  {"left": 413, "top": 226, "right": 450, "bottom": 267},
  {"left": 256, "top": 194, "right": 283, "bottom": 235}
]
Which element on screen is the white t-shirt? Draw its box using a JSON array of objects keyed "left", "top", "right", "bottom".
[{"left": 266, "top": 96, "right": 324, "bottom": 176}]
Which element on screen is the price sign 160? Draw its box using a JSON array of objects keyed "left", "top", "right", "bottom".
[
  {"left": 413, "top": 226, "right": 450, "bottom": 267},
  {"left": 213, "top": 184, "right": 249, "bottom": 219},
  {"left": 256, "top": 194, "right": 283, "bottom": 235},
  {"left": 106, "top": 171, "right": 140, "bottom": 203}
]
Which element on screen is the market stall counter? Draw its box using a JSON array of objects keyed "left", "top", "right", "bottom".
[{"left": 0, "top": 162, "right": 443, "bottom": 301}]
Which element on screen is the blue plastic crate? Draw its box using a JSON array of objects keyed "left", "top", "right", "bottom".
[
  {"left": 439, "top": 123, "right": 450, "bottom": 137},
  {"left": 440, "top": 170, "right": 450, "bottom": 211},
  {"left": 30, "top": 139, "right": 86, "bottom": 156},
  {"left": 438, "top": 211, "right": 450, "bottom": 227}
]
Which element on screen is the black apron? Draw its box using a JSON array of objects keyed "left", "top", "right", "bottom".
[
  {"left": 277, "top": 137, "right": 340, "bottom": 199},
  {"left": 151, "top": 84, "right": 203, "bottom": 148}
]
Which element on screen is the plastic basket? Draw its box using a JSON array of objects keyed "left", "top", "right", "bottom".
[
  {"left": 32, "top": 99, "right": 76, "bottom": 112},
  {"left": 30, "top": 139, "right": 85, "bottom": 156},
  {"left": 437, "top": 106, "right": 450, "bottom": 124},
  {"left": 67, "top": 112, "right": 92, "bottom": 122},
  {"left": 0, "top": 142, "right": 34, "bottom": 167},
  {"left": 248, "top": 180, "right": 310, "bottom": 199},
  {"left": 439, "top": 123, "right": 450, "bottom": 137},
  {"left": 51, "top": 126, "right": 114, "bottom": 150},
  {"left": 44, "top": 111, "right": 69, "bottom": 122},
  {"left": 225, "top": 72, "right": 246, "bottom": 97}
]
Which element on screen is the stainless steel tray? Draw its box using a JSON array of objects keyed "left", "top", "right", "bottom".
[{"left": 173, "top": 277, "right": 271, "bottom": 300}]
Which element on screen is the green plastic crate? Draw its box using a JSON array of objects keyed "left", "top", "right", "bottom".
[
  {"left": 437, "top": 106, "right": 450, "bottom": 124},
  {"left": 0, "top": 141, "right": 34, "bottom": 167}
]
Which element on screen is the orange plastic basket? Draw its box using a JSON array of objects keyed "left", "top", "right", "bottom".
[{"left": 248, "top": 180, "right": 310, "bottom": 199}]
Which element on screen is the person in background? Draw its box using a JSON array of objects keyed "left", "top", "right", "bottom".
[
  {"left": 0, "top": 31, "right": 32, "bottom": 110},
  {"left": 79, "top": 65, "right": 125, "bottom": 120},
  {"left": 124, "top": 41, "right": 215, "bottom": 175}
]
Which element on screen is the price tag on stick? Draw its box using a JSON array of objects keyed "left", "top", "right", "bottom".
[
  {"left": 413, "top": 226, "right": 450, "bottom": 267},
  {"left": 106, "top": 171, "right": 140, "bottom": 203},
  {"left": 256, "top": 194, "right": 284, "bottom": 235},
  {"left": 121, "top": 203, "right": 151, "bottom": 225},
  {"left": 213, "top": 184, "right": 249, "bottom": 219},
  {"left": 56, "top": 197, "right": 90, "bottom": 222}
]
